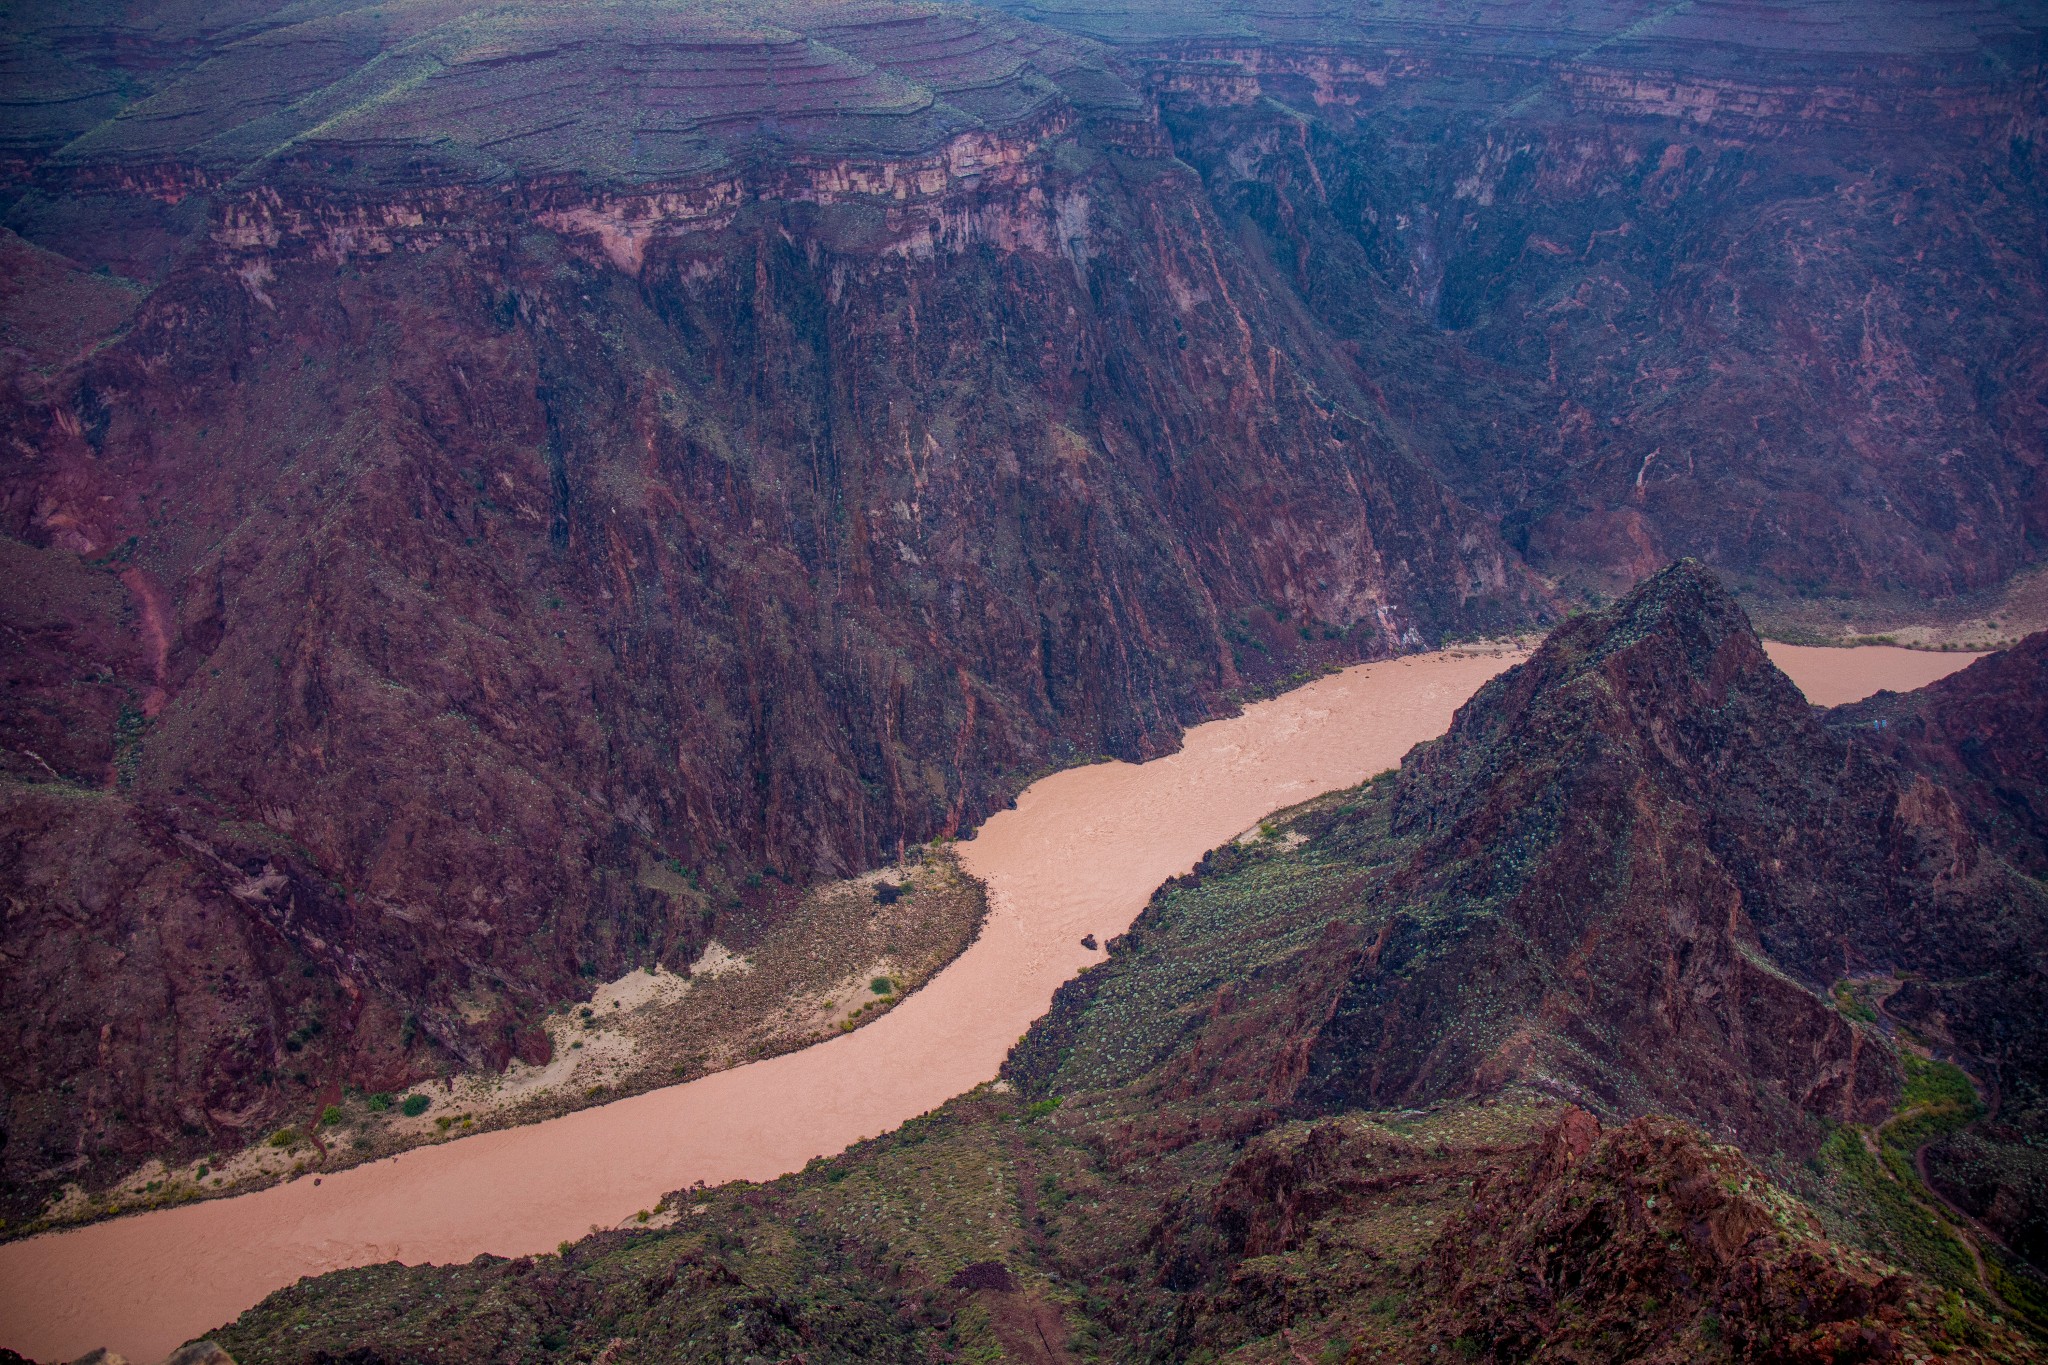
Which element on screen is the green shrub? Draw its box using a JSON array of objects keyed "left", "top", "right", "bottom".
[
  {"left": 1899, "top": 1053, "right": 1980, "bottom": 1116},
  {"left": 320, "top": 1105, "right": 345, "bottom": 1126},
  {"left": 400, "top": 1093, "right": 430, "bottom": 1118},
  {"left": 869, "top": 977, "right": 895, "bottom": 996},
  {"left": 266, "top": 1128, "right": 297, "bottom": 1148},
  {"left": 1830, "top": 981, "right": 1878, "bottom": 1023},
  {"left": 1819, "top": 1124, "right": 1975, "bottom": 1288},
  {"left": 365, "top": 1092, "right": 392, "bottom": 1112}
]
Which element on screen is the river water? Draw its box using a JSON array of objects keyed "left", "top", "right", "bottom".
[{"left": 0, "top": 642, "right": 1982, "bottom": 1360}]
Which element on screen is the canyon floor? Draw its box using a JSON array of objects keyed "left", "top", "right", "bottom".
[{"left": 0, "top": 635, "right": 1985, "bottom": 1363}]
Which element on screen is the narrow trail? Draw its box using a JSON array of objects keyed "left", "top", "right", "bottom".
[
  {"left": 0, "top": 642, "right": 1980, "bottom": 1362},
  {"left": 1910, "top": 1141, "right": 2004, "bottom": 1306},
  {"left": 1869, "top": 997, "right": 2027, "bottom": 1316}
]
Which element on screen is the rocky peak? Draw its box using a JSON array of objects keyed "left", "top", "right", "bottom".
[
  {"left": 1389, "top": 558, "right": 1802, "bottom": 843},
  {"left": 1293, "top": 561, "right": 2047, "bottom": 1160}
]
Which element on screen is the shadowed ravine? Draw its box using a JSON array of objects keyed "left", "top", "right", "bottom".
[{"left": 0, "top": 642, "right": 1978, "bottom": 1362}]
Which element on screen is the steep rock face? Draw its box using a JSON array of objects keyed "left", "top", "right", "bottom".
[
  {"left": 0, "top": 1, "right": 1544, "bottom": 1211},
  {"left": 1830, "top": 632, "right": 2048, "bottom": 1276},
  {"left": 1003, "top": 0, "right": 2048, "bottom": 599},
  {"left": 1832, "top": 631, "right": 2048, "bottom": 880}
]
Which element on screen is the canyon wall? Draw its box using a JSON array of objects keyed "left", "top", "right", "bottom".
[
  {"left": 0, "top": 0, "right": 1542, "bottom": 1215},
  {"left": 1006, "top": 0, "right": 2048, "bottom": 598}
]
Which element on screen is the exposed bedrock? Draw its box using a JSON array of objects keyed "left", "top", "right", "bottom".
[
  {"left": 1013, "top": 565, "right": 2048, "bottom": 1176},
  {"left": 1047, "top": 4, "right": 2048, "bottom": 600}
]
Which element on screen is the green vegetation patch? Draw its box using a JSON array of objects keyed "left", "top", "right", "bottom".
[
  {"left": 1815, "top": 1054, "right": 1986, "bottom": 1295},
  {"left": 1830, "top": 980, "right": 1879, "bottom": 1023}
]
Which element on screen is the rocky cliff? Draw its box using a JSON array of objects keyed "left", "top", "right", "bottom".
[
  {"left": 1833, "top": 631, "right": 2048, "bottom": 880},
  {"left": 1831, "top": 632, "right": 2048, "bottom": 1276},
  {"left": 1008, "top": 565, "right": 2047, "bottom": 1208},
  {"left": 1000, "top": 0, "right": 2048, "bottom": 600}
]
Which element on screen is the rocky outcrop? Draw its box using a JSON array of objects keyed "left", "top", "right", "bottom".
[
  {"left": 1296, "top": 563, "right": 2048, "bottom": 1158},
  {"left": 1042, "top": 562, "right": 2046, "bottom": 1166},
  {"left": 1419, "top": 1111, "right": 1979, "bottom": 1363},
  {"left": 1829, "top": 632, "right": 2048, "bottom": 1282}
]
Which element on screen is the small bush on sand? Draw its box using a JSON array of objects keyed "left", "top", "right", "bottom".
[
  {"left": 320, "top": 1106, "right": 345, "bottom": 1126},
  {"left": 870, "top": 977, "right": 895, "bottom": 996},
  {"left": 267, "top": 1128, "right": 298, "bottom": 1148},
  {"left": 400, "top": 1093, "right": 430, "bottom": 1118}
]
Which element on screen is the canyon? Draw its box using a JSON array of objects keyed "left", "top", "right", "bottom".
[
  {"left": 0, "top": 612, "right": 1993, "bottom": 1362},
  {"left": 182, "top": 565, "right": 2048, "bottom": 1363},
  {"left": 0, "top": 0, "right": 2044, "bottom": 1348}
]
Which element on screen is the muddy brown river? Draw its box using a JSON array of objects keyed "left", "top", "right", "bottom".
[{"left": 0, "top": 642, "right": 1983, "bottom": 1360}]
